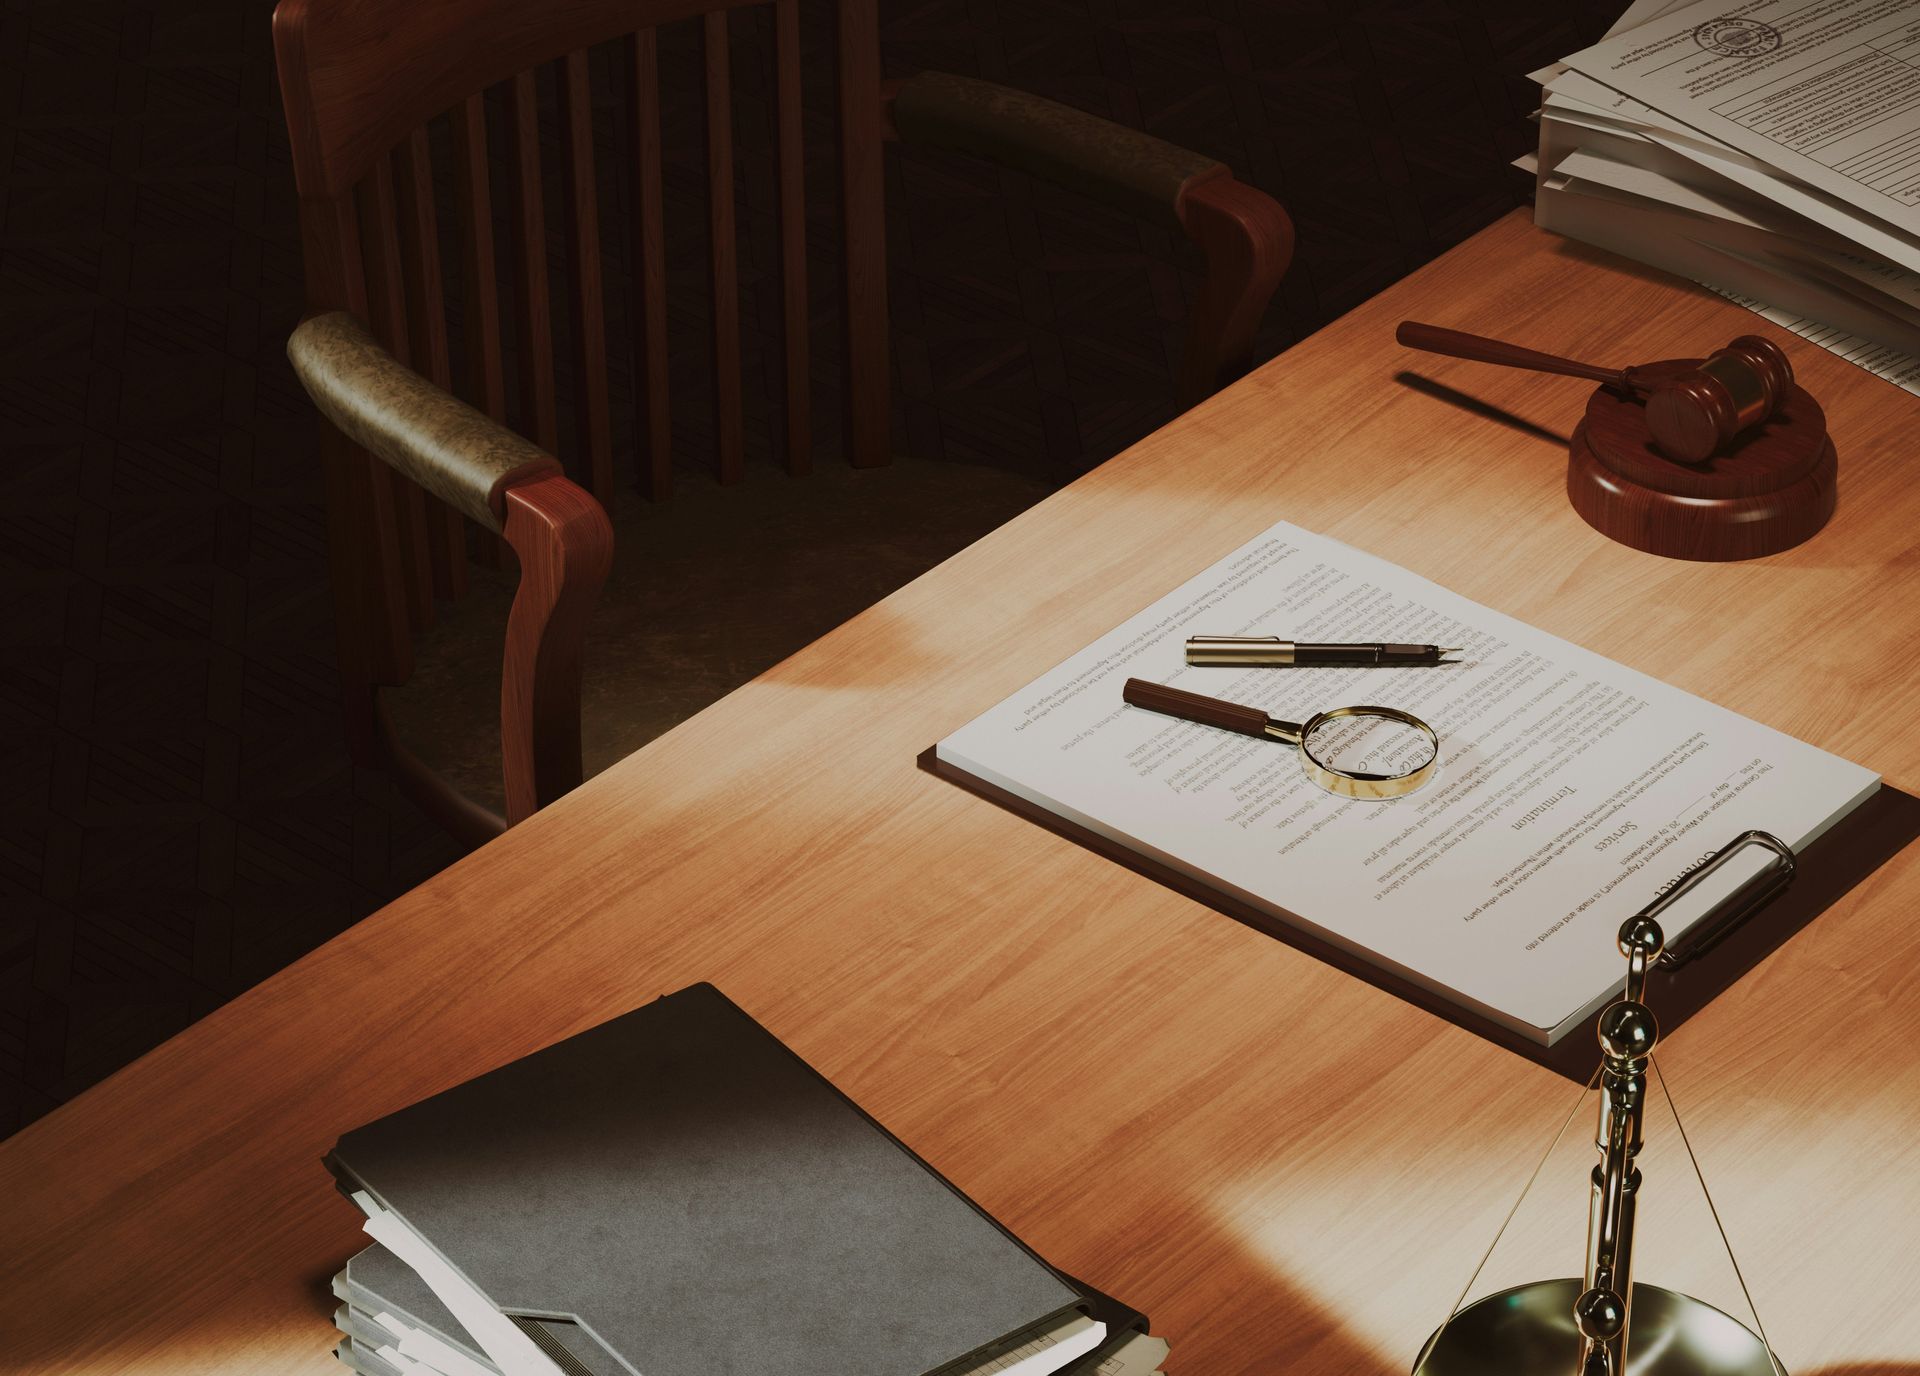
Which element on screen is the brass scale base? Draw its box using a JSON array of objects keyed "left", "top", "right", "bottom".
[{"left": 1415, "top": 1279, "right": 1779, "bottom": 1375}]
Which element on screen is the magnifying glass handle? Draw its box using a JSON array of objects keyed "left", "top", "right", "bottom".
[{"left": 1123, "top": 678, "right": 1272, "bottom": 738}]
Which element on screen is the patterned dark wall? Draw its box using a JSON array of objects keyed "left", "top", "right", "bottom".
[{"left": 0, "top": 0, "right": 1622, "bottom": 1136}]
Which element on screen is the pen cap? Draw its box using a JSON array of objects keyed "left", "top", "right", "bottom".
[{"left": 1185, "top": 636, "right": 1292, "bottom": 666}]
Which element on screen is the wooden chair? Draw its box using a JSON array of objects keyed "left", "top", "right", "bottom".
[{"left": 272, "top": 0, "right": 1294, "bottom": 845}]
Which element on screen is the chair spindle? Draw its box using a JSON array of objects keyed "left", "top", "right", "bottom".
[
  {"left": 361, "top": 150, "right": 438, "bottom": 631},
  {"left": 560, "top": 50, "right": 614, "bottom": 500},
  {"left": 704, "top": 11, "right": 744, "bottom": 485},
  {"left": 774, "top": 0, "right": 810, "bottom": 476},
  {"left": 394, "top": 124, "right": 469, "bottom": 600},
  {"left": 627, "top": 29, "right": 673, "bottom": 501},
  {"left": 838, "top": 0, "right": 887, "bottom": 469},
  {"left": 507, "top": 69, "right": 560, "bottom": 454}
]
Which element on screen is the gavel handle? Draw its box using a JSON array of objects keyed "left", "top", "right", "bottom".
[{"left": 1397, "top": 321, "right": 1645, "bottom": 391}]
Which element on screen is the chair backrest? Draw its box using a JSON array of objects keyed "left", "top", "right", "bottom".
[
  {"left": 272, "top": 0, "right": 884, "bottom": 696},
  {"left": 274, "top": 0, "right": 1289, "bottom": 834}
]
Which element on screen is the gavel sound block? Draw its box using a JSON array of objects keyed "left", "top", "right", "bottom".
[{"left": 1398, "top": 322, "right": 1836, "bottom": 562}]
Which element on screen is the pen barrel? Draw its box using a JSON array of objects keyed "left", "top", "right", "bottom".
[
  {"left": 1123, "top": 678, "right": 1271, "bottom": 738},
  {"left": 1292, "top": 642, "right": 1382, "bottom": 666},
  {"left": 1293, "top": 643, "right": 1439, "bottom": 666}
]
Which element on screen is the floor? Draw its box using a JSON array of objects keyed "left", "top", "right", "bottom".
[
  {"left": 390, "top": 456, "right": 1055, "bottom": 819},
  {"left": 1, "top": 0, "right": 1623, "bottom": 1136}
]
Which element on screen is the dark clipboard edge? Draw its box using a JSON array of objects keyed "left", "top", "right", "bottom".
[
  {"left": 1051, "top": 1269, "right": 1151, "bottom": 1375},
  {"left": 918, "top": 746, "right": 1920, "bottom": 1082}
]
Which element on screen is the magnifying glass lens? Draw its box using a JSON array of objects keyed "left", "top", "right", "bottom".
[{"left": 1302, "top": 710, "right": 1436, "bottom": 781}]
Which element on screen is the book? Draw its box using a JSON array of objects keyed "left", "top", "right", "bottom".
[
  {"left": 931, "top": 521, "right": 1878, "bottom": 1045},
  {"left": 327, "top": 984, "right": 1135, "bottom": 1376}
]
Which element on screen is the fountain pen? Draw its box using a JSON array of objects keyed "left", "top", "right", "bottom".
[{"left": 1185, "top": 636, "right": 1462, "bottom": 667}]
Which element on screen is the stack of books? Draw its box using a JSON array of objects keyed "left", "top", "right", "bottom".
[
  {"left": 1522, "top": 0, "right": 1920, "bottom": 389},
  {"left": 324, "top": 984, "right": 1166, "bottom": 1376}
]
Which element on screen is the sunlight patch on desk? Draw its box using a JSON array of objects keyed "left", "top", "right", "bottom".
[{"left": 1211, "top": 1086, "right": 1920, "bottom": 1371}]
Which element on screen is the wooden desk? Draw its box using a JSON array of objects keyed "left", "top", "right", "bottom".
[{"left": 6, "top": 210, "right": 1918, "bottom": 1376}]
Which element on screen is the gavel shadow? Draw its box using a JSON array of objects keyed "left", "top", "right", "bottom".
[{"left": 1392, "top": 370, "right": 1572, "bottom": 448}]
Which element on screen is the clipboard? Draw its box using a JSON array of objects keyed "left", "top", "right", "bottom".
[{"left": 919, "top": 747, "right": 1920, "bottom": 1081}]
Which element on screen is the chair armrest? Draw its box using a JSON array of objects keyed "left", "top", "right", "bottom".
[
  {"left": 288, "top": 311, "right": 560, "bottom": 533},
  {"left": 886, "top": 71, "right": 1294, "bottom": 404},
  {"left": 887, "top": 71, "right": 1225, "bottom": 227}
]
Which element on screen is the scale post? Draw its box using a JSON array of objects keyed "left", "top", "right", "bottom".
[{"left": 1415, "top": 833, "right": 1796, "bottom": 1376}]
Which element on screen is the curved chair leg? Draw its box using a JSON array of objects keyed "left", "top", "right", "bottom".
[
  {"left": 499, "top": 474, "right": 615, "bottom": 824},
  {"left": 1176, "top": 177, "right": 1295, "bottom": 407}
]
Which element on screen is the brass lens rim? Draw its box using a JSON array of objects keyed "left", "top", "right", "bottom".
[{"left": 1296, "top": 704, "right": 1440, "bottom": 800}]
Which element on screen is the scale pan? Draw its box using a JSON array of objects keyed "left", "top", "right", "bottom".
[{"left": 1414, "top": 1278, "right": 1780, "bottom": 1376}]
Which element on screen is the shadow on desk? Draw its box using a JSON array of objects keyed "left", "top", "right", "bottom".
[{"left": 1391, "top": 371, "right": 1572, "bottom": 449}]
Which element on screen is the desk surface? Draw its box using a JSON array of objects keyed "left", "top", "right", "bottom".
[{"left": 6, "top": 210, "right": 1919, "bottom": 1376}]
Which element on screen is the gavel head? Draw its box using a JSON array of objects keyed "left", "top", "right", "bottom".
[{"left": 1641, "top": 335, "right": 1794, "bottom": 463}]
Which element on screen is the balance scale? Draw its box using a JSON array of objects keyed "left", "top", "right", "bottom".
[{"left": 1416, "top": 832, "right": 1796, "bottom": 1376}]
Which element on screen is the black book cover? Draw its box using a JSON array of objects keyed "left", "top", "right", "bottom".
[{"left": 328, "top": 984, "right": 1104, "bottom": 1376}]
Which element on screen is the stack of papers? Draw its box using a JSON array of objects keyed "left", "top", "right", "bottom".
[
  {"left": 323, "top": 984, "right": 1167, "bottom": 1376},
  {"left": 328, "top": 1244, "right": 1172, "bottom": 1376},
  {"left": 1526, "top": 0, "right": 1920, "bottom": 388}
]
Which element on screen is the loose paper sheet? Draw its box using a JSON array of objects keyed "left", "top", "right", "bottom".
[
  {"left": 966, "top": 1315, "right": 1106, "bottom": 1376},
  {"left": 1711, "top": 282, "right": 1920, "bottom": 391},
  {"left": 935, "top": 523, "right": 1878, "bottom": 1040},
  {"left": 1094, "top": 1334, "right": 1169, "bottom": 1376},
  {"left": 367, "top": 1310, "right": 497, "bottom": 1376}
]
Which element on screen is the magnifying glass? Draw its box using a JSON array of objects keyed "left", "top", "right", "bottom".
[{"left": 1122, "top": 678, "right": 1440, "bottom": 800}]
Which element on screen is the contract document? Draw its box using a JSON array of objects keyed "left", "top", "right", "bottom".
[
  {"left": 1563, "top": 0, "right": 1920, "bottom": 238},
  {"left": 934, "top": 523, "right": 1879, "bottom": 1043}
]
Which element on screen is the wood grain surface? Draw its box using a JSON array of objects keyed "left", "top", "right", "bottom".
[{"left": 5, "top": 211, "right": 1918, "bottom": 1376}]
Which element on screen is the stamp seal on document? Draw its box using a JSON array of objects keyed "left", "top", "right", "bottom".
[{"left": 1691, "top": 18, "right": 1782, "bottom": 57}]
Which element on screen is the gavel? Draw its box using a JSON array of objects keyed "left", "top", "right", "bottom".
[{"left": 1396, "top": 321, "right": 1794, "bottom": 463}]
